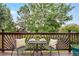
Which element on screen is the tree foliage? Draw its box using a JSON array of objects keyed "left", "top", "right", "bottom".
[
  {"left": 17, "top": 3, "right": 73, "bottom": 32},
  {"left": 0, "top": 3, "right": 16, "bottom": 32},
  {"left": 59, "top": 24, "right": 79, "bottom": 33}
]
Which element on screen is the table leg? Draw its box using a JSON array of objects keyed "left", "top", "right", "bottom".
[
  {"left": 40, "top": 44, "right": 43, "bottom": 56},
  {"left": 36, "top": 44, "right": 38, "bottom": 53},
  {"left": 32, "top": 44, "right": 35, "bottom": 56},
  {"left": 30, "top": 45, "right": 32, "bottom": 56}
]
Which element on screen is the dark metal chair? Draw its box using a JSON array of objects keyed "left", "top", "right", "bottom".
[
  {"left": 49, "top": 39, "right": 60, "bottom": 56},
  {"left": 11, "top": 38, "right": 26, "bottom": 56}
]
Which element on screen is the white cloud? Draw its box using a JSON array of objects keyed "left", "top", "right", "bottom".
[
  {"left": 11, "top": 10, "right": 17, "bottom": 15},
  {"left": 10, "top": 10, "right": 18, "bottom": 22}
]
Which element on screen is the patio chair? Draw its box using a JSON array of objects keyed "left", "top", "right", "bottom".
[
  {"left": 11, "top": 38, "right": 26, "bottom": 56},
  {"left": 49, "top": 39, "right": 60, "bottom": 56}
]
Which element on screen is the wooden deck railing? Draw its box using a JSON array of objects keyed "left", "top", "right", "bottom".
[{"left": 0, "top": 29, "right": 79, "bottom": 53}]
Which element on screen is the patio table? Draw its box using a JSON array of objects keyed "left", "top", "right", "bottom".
[{"left": 28, "top": 41, "right": 47, "bottom": 55}]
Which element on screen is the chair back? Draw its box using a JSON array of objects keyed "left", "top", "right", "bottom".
[
  {"left": 49, "top": 39, "right": 58, "bottom": 49},
  {"left": 15, "top": 38, "right": 26, "bottom": 48}
]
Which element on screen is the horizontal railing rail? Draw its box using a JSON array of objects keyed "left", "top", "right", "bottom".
[{"left": 0, "top": 32, "right": 79, "bottom": 34}]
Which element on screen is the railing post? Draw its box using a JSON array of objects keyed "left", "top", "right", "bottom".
[
  {"left": 2, "top": 29, "right": 4, "bottom": 53},
  {"left": 68, "top": 30, "right": 71, "bottom": 54}
]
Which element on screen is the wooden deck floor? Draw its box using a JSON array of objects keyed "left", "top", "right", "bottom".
[{"left": 0, "top": 50, "right": 73, "bottom": 56}]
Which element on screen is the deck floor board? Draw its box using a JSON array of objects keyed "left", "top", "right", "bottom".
[{"left": 0, "top": 50, "right": 73, "bottom": 56}]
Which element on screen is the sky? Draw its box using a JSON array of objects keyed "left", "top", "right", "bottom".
[
  {"left": 66, "top": 3, "right": 79, "bottom": 25},
  {"left": 6, "top": 3, "right": 79, "bottom": 25},
  {"left": 6, "top": 3, "right": 24, "bottom": 22}
]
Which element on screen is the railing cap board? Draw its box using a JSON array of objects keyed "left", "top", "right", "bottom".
[{"left": 0, "top": 32, "right": 79, "bottom": 35}]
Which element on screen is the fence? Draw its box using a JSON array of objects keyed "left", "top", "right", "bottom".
[{"left": 0, "top": 29, "right": 79, "bottom": 53}]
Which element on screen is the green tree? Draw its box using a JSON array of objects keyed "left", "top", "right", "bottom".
[
  {"left": 17, "top": 3, "right": 73, "bottom": 32},
  {"left": 0, "top": 3, "right": 16, "bottom": 32},
  {"left": 59, "top": 24, "right": 79, "bottom": 33}
]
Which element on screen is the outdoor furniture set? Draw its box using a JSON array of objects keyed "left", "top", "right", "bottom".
[{"left": 11, "top": 38, "right": 60, "bottom": 56}]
